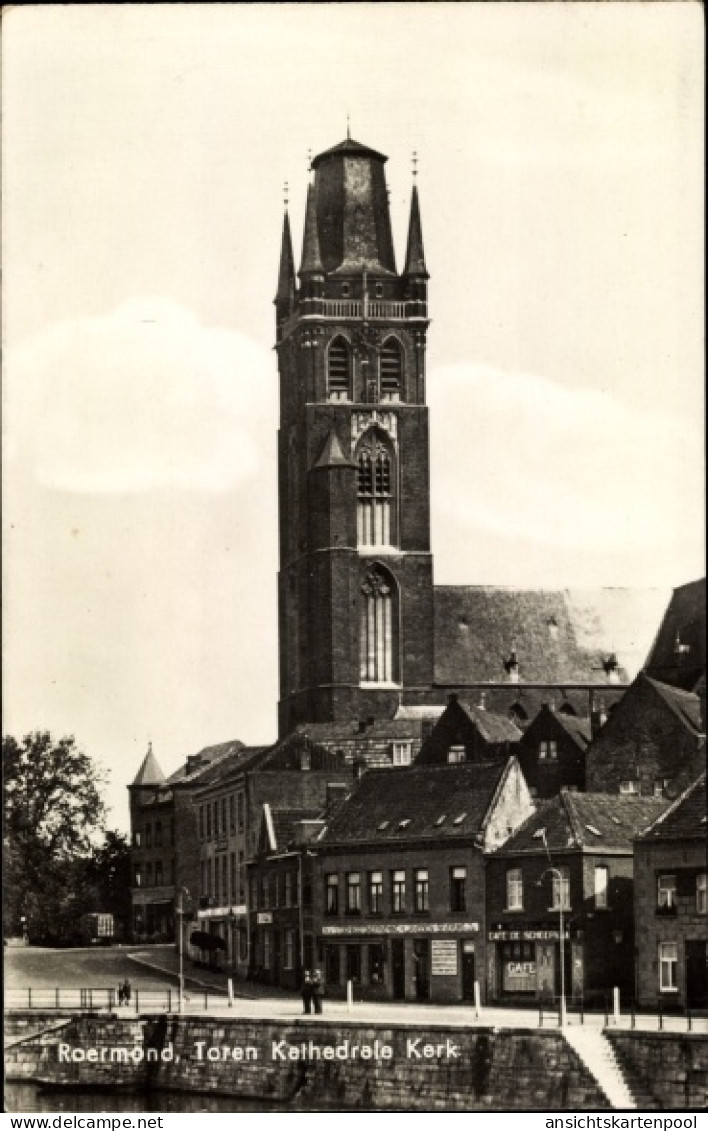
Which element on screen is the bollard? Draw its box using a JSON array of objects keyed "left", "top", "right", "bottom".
[
  {"left": 204, "top": 991, "right": 208, "bottom": 1011},
  {"left": 687, "top": 1008, "right": 692, "bottom": 1032},
  {"left": 539, "top": 1006, "right": 543, "bottom": 1027},
  {"left": 474, "top": 980, "right": 481, "bottom": 1019},
  {"left": 228, "top": 978, "right": 234, "bottom": 1008},
  {"left": 28, "top": 988, "right": 32, "bottom": 1009},
  {"left": 658, "top": 1002, "right": 663, "bottom": 1030},
  {"left": 168, "top": 989, "right": 172, "bottom": 1013},
  {"left": 613, "top": 986, "right": 620, "bottom": 1026},
  {"left": 56, "top": 988, "right": 60, "bottom": 1009},
  {"left": 580, "top": 999, "right": 584, "bottom": 1026},
  {"left": 135, "top": 989, "right": 139, "bottom": 1014},
  {"left": 347, "top": 979, "right": 354, "bottom": 1011},
  {"left": 631, "top": 1003, "right": 636, "bottom": 1029}
]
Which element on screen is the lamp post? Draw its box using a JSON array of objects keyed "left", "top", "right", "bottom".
[
  {"left": 176, "top": 887, "right": 190, "bottom": 1013},
  {"left": 538, "top": 867, "right": 567, "bottom": 1027}
]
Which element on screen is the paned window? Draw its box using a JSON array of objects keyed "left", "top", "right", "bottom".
[
  {"left": 325, "top": 874, "right": 339, "bottom": 915},
  {"left": 551, "top": 867, "right": 571, "bottom": 910},
  {"left": 368, "top": 871, "right": 383, "bottom": 913},
  {"left": 357, "top": 438, "right": 393, "bottom": 547},
  {"left": 657, "top": 874, "right": 677, "bottom": 909},
  {"left": 659, "top": 942, "right": 678, "bottom": 991},
  {"left": 346, "top": 872, "right": 362, "bottom": 914},
  {"left": 450, "top": 866, "right": 467, "bottom": 912},
  {"left": 391, "top": 869, "right": 406, "bottom": 913},
  {"left": 594, "top": 865, "right": 609, "bottom": 909},
  {"left": 360, "top": 566, "right": 397, "bottom": 682},
  {"left": 506, "top": 868, "right": 523, "bottom": 911},
  {"left": 414, "top": 868, "right": 429, "bottom": 912}
]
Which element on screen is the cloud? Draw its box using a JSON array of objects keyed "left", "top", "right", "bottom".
[
  {"left": 6, "top": 296, "right": 275, "bottom": 494},
  {"left": 429, "top": 362, "right": 703, "bottom": 582}
]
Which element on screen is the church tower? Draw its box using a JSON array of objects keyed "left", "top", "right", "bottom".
[{"left": 275, "top": 137, "right": 434, "bottom": 735}]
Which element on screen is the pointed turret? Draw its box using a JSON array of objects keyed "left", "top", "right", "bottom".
[
  {"left": 275, "top": 209, "right": 296, "bottom": 327},
  {"left": 314, "top": 427, "right": 354, "bottom": 469},
  {"left": 299, "top": 183, "right": 324, "bottom": 277},
  {"left": 130, "top": 742, "right": 166, "bottom": 788},
  {"left": 404, "top": 184, "right": 428, "bottom": 279}
]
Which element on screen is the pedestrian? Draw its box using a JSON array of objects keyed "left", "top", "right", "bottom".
[
  {"left": 122, "top": 978, "right": 132, "bottom": 1005},
  {"left": 117, "top": 983, "right": 124, "bottom": 1006},
  {"left": 301, "top": 969, "right": 313, "bottom": 1015},
  {"left": 311, "top": 969, "right": 324, "bottom": 1014}
]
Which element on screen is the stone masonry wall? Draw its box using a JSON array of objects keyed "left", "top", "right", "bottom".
[
  {"left": 5, "top": 1013, "right": 608, "bottom": 1110},
  {"left": 607, "top": 1032, "right": 708, "bottom": 1110}
]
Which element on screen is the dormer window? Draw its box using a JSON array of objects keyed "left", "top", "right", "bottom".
[
  {"left": 341, "top": 283, "right": 350, "bottom": 297},
  {"left": 392, "top": 742, "right": 412, "bottom": 766},
  {"left": 447, "top": 746, "right": 465, "bottom": 764}
]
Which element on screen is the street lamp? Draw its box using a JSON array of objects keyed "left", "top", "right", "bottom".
[
  {"left": 537, "top": 867, "right": 567, "bottom": 1027},
  {"left": 176, "top": 887, "right": 190, "bottom": 1013}
]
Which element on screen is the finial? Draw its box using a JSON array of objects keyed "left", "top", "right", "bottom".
[
  {"left": 346, "top": 114, "right": 351, "bottom": 141},
  {"left": 283, "top": 180, "right": 289, "bottom": 209},
  {"left": 307, "top": 148, "right": 313, "bottom": 172},
  {"left": 412, "top": 150, "right": 418, "bottom": 179}
]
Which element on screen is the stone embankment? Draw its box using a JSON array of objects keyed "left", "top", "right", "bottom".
[{"left": 5, "top": 1013, "right": 707, "bottom": 1110}]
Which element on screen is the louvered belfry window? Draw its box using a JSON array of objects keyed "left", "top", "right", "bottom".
[
  {"left": 357, "top": 436, "right": 392, "bottom": 546},
  {"left": 327, "top": 337, "right": 350, "bottom": 400},
  {"left": 380, "top": 338, "right": 402, "bottom": 400}
]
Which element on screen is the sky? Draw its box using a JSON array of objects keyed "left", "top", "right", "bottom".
[{"left": 2, "top": 4, "right": 704, "bottom": 833}]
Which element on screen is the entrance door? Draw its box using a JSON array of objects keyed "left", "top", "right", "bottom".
[
  {"left": 686, "top": 940, "right": 708, "bottom": 1009},
  {"left": 413, "top": 939, "right": 430, "bottom": 1001},
  {"left": 391, "top": 939, "right": 406, "bottom": 1000},
  {"left": 461, "top": 942, "right": 476, "bottom": 1001},
  {"left": 536, "top": 942, "right": 555, "bottom": 1002}
]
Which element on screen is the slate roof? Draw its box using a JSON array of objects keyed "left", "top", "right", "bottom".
[
  {"left": 130, "top": 743, "right": 165, "bottom": 787},
  {"left": 185, "top": 745, "right": 272, "bottom": 793},
  {"left": 270, "top": 807, "right": 323, "bottom": 852},
  {"left": 455, "top": 701, "right": 523, "bottom": 744},
  {"left": 312, "top": 137, "right": 387, "bottom": 168},
  {"left": 552, "top": 712, "right": 592, "bottom": 750},
  {"left": 644, "top": 578, "right": 706, "bottom": 692},
  {"left": 320, "top": 761, "right": 508, "bottom": 845},
  {"left": 643, "top": 675, "right": 704, "bottom": 736},
  {"left": 638, "top": 773, "right": 706, "bottom": 843},
  {"left": 434, "top": 586, "right": 667, "bottom": 686},
  {"left": 495, "top": 790, "right": 669, "bottom": 856}
]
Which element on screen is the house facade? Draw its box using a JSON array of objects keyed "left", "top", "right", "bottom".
[
  {"left": 313, "top": 759, "right": 534, "bottom": 1004},
  {"left": 515, "top": 704, "right": 591, "bottom": 798},
  {"left": 634, "top": 773, "right": 707, "bottom": 1011},
  {"left": 486, "top": 791, "right": 668, "bottom": 1007}
]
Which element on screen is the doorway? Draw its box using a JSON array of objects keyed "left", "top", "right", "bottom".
[
  {"left": 413, "top": 938, "right": 430, "bottom": 1001},
  {"left": 685, "top": 940, "right": 708, "bottom": 1009},
  {"left": 391, "top": 939, "right": 406, "bottom": 1000},
  {"left": 536, "top": 942, "right": 555, "bottom": 1001},
  {"left": 461, "top": 942, "right": 476, "bottom": 1002}
]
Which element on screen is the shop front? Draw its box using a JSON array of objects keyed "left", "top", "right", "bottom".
[
  {"left": 488, "top": 924, "right": 576, "bottom": 1005},
  {"left": 320, "top": 921, "right": 481, "bottom": 1003}
]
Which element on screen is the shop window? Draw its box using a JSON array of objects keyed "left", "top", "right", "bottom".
[
  {"left": 368, "top": 871, "right": 383, "bottom": 913},
  {"left": 501, "top": 940, "right": 536, "bottom": 993},
  {"left": 659, "top": 942, "right": 678, "bottom": 992},
  {"left": 368, "top": 943, "right": 385, "bottom": 986},
  {"left": 346, "top": 945, "right": 362, "bottom": 984},
  {"left": 450, "top": 866, "right": 467, "bottom": 912},
  {"left": 506, "top": 868, "right": 523, "bottom": 911},
  {"left": 414, "top": 868, "right": 429, "bottom": 913}
]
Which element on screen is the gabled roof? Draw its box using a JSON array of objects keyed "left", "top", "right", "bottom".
[
  {"left": 455, "top": 701, "right": 523, "bottom": 744},
  {"left": 313, "top": 428, "right": 354, "bottom": 469},
  {"left": 269, "top": 806, "right": 323, "bottom": 853},
  {"left": 434, "top": 586, "right": 667, "bottom": 685},
  {"left": 320, "top": 761, "right": 508, "bottom": 845},
  {"left": 522, "top": 705, "right": 591, "bottom": 751},
  {"left": 495, "top": 790, "right": 669, "bottom": 855},
  {"left": 644, "top": 578, "right": 706, "bottom": 692},
  {"left": 638, "top": 772, "right": 706, "bottom": 843},
  {"left": 643, "top": 674, "right": 704, "bottom": 736},
  {"left": 130, "top": 743, "right": 165, "bottom": 787}
]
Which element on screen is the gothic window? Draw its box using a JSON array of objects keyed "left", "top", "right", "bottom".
[
  {"left": 380, "top": 337, "right": 402, "bottom": 401},
  {"left": 327, "top": 337, "right": 351, "bottom": 401},
  {"left": 360, "top": 566, "right": 398, "bottom": 683},
  {"left": 357, "top": 430, "right": 394, "bottom": 546}
]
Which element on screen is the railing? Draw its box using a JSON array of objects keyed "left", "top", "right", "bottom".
[
  {"left": 5, "top": 987, "right": 227, "bottom": 1014},
  {"left": 536, "top": 993, "right": 705, "bottom": 1032},
  {"left": 318, "top": 300, "right": 415, "bottom": 320}
]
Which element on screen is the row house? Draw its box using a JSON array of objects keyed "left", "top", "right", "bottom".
[
  {"left": 129, "top": 741, "right": 242, "bottom": 942},
  {"left": 312, "top": 759, "right": 534, "bottom": 1004},
  {"left": 415, "top": 693, "right": 522, "bottom": 765},
  {"left": 586, "top": 672, "right": 705, "bottom": 799},
  {"left": 515, "top": 704, "right": 591, "bottom": 798},
  {"left": 634, "top": 773, "right": 707, "bottom": 1011},
  {"left": 192, "top": 739, "right": 354, "bottom": 976},
  {"left": 485, "top": 791, "right": 668, "bottom": 1008}
]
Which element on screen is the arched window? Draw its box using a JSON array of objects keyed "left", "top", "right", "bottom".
[
  {"left": 357, "top": 431, "right": 393, "bottom": 546},
  {"left": 327, "top": 337, "right": 350, "bottom": 401},
  {"left": 360, "top": 566, "right": 398, "bottom": 683},
  {"left": 380, "top": 338, "right": 402, "bottom": 402}
]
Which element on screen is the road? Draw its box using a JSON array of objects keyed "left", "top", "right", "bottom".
[{"left": 5, "top": 944, "right": 179, "bottom": 992}]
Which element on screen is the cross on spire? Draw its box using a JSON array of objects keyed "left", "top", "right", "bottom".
[
  {"left": 283, "top": 180, "right": 289, "bottom": 209},
  {"left": 412, "top": 150, "right": 419, "bottom": 179},
  {"left": 346, "top": 113, "right": 351, "bottom": 140}
]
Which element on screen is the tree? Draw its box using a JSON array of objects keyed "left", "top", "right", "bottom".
[
  {"left": 3, "top": 731, "right": 108, "bottom": 940},
  {"left": 85, "top": 829, "right": 133, "bottom": 932}
]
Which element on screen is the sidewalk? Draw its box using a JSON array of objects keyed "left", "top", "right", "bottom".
[{"left": 125, "top": 952, "right": 706, "bottom": 1033}]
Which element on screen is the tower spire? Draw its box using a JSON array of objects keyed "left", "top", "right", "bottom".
[
  {"left": 275, "top": 204, "right": 296, "bottom": 306},
  {"left": 299, "top": 182, "right": 324, "bottom": 276},
  {"left": 404, "top": 179, "right": 428, "bottom": 279}
]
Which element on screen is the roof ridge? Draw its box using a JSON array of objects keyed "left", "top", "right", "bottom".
[
  {"left": 638, "top": 771, "right": 706, "bottom": 838},
  {"left": 560, "top": 789, "right": 584, "bottom": 848}
]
